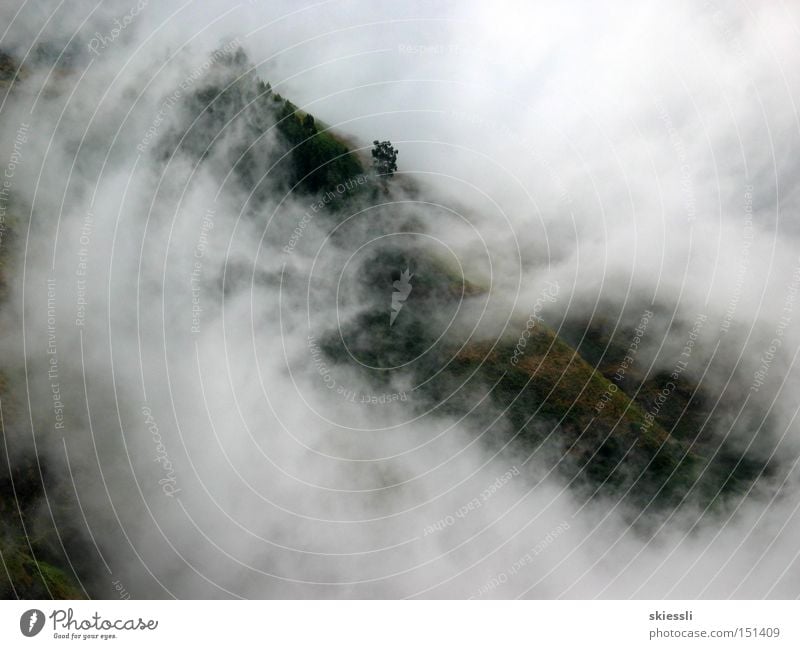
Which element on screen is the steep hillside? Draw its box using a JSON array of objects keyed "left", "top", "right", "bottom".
[
  {"left": 319, "top": 239, "right": 769, "bottom": 518},
  {"left": 0, "top": 45, "right": 772, "bottom": 598}
]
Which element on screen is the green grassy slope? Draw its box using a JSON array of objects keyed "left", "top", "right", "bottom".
[{"left": 321, "top": 242, "right": 767, "bottom": 514}]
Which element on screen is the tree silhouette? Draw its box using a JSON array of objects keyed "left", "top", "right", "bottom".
[{"left": 371, "top": 140, "right": 398, "bottom": 189}]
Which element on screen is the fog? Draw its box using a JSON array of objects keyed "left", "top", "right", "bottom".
[{"left": 1, "top": 0, "right": 799, "bottom": 598}]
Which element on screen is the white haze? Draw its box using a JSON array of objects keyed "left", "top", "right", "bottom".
[{"left": 0, "top": 0, "right": 799, "bottom": 598}]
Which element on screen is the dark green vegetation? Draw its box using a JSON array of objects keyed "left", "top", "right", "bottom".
[
  {"left": 321, "top": 241, "right": 772, "bottom": 519},
  {"left": 558, "top": 315, "right": 772, "bottom": 509},
  {"left": 0, "top": 51, "right": 21, "bottom": 90},
  {"left": 0, "top": 52, "right": 85, "bottom": 599},
  {"left": 0, "top": 46, "right": 772, "bottom": 598},
  {"left": 371, "top": 140, "right": 398, "bottom": 190},
  {"left": 161, "top": 48, "right": 364, "bottom": 199},
  {"left": 159, "top": 49, "right": 769, "bottom": 521},
  {"left": 0, "top": 217, "right": 85, "bottom": 597},
  {"left": 0, "top": 46, "right": 374, "bottom": 599},
  {"left": 0, "top": 445, "right": 86, "bottom": 598},
  {"left": 1, "top": 350, "right": 86, "bottom": 598}
]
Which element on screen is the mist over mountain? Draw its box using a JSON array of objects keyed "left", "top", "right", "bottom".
[{"left": 1, "top": 1, "right": 800, "bottom": 599}]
